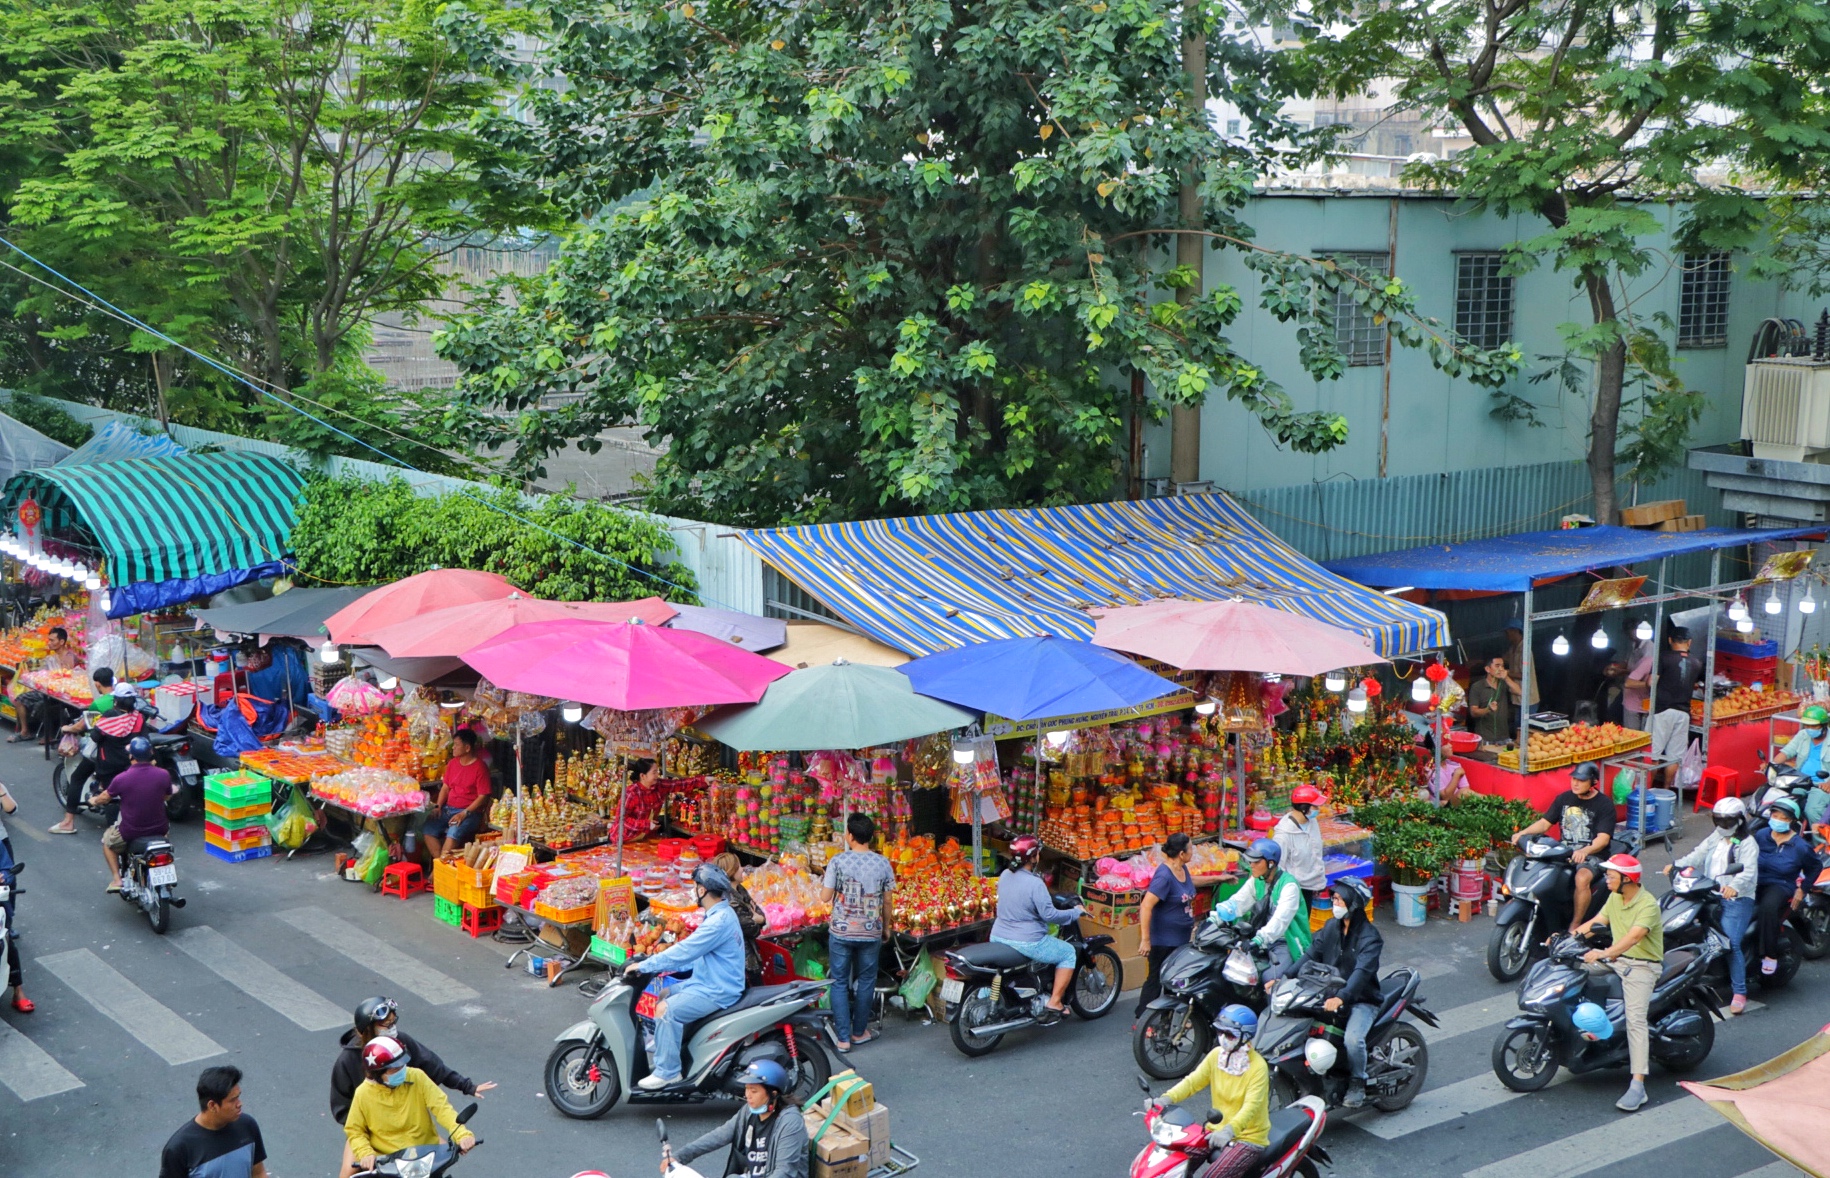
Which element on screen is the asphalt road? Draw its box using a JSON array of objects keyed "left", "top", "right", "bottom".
[{"left": 0, "top": 735, "right": 1817, "bottom": 1178}]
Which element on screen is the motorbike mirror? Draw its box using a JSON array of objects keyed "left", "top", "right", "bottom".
[
  {"left": 1136, "top": 1075, "right": 1152, "bottom": 1094},
  {"left": 455, "top": 1102, "right": 478, "bottom": 1125},
  {"left": 657, "top": 1117, "right": 670, "bottom": 1144}
]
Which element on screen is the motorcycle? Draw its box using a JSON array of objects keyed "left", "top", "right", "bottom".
[
  {"left": 940, "top": 907, "right": 1123, "bottom": 1056},
  {"left": 1799, "top": 856, "right": 1830, "bottom": 961},
  {"left": 352, "top": 1101, "right": 481, "bottom": 1178},
  {"left": 52, "top": 727, "right": 203, "bottom": 824},
  {"left": 118, "top": 836, "right": 185, "bottom": 934},
  {"left": 1490, "top": 931, "right": 1720, "bottom": 1092},
  {"left": 1661, "top": 867, "right": 1801, "bottom": 988},
  {"left": 1487, "top": 833, "right": 1636, "bottom": 982},
  {"left": 1756, "top": 752, "right": 1818, "bottom": 817},
  {"left": 1255, "top": 962, "right": 1437, "bottom": 1113},
  {"left": 544, "top": 970, "right": 833, "bottom": 1118},
  {"left": 1129, "top": 1076, "right": 1331, "bottom": 1178},
  {"left": 1134, "top": 920, "right": 1276, "bottom": 1080}
]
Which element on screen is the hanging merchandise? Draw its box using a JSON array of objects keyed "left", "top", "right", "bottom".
[
  {"left": 948, "top": 735, "right": 1010, "bottom": 826},
  {"left": 1030, "top": 712, "right": 1214, "bottom": 859}
]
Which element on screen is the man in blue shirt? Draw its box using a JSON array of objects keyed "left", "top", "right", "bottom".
[
  {"left": 1775, "top": 705, "right": 1830, "bottom": 781},
  {"left": 627, "top": 864, "right": 746, "bottom": 1089}
]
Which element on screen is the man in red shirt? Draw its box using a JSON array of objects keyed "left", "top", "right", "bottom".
[
  {"left": 92, "top": 737, "right": 174, "bottom": 892},
  {"left": 422, "top": 729, "right": 492, "bottom": 858}
]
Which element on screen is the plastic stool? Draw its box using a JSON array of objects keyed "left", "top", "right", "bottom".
[
  {"left": 1694, "top": 766, "right": 1740, "bottom": 812},
  {"left": 460, "top": 903, "right": 502, "bottom": 938},
  {"left": 380, "top": 862, "right": 427, "bottom": 900}
]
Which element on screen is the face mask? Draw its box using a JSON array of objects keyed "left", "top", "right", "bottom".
[
  {"left": 747, "top": 1103, "right": 768, "bottom": 1117},
  {"left": 1811, "top": 728, "right": 1827, "bottom": 740},
  {"left": 383, "top": 1069, "right": 406, "bottom": 1089},
  {"left": 1770, "top": 819, "right": 1793, "bottom": 834},
  {"left": 1332, "top": 903, "right": 1349, "bottom": 920}
]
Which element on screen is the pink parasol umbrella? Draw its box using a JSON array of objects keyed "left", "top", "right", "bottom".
[
  {"left": 1091, "top": 596, "right": 1388, "bottom": 675},
  {"left": 325, "top": 569, "right": 521, "bottom": 645},
  {"left": 360, "top": 594, "right": 679, "bottom": 657},
  {"left": 463, "top": 618, "right": 791, "bottom": 710}
]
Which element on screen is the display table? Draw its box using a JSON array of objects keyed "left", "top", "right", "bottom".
[{"left": 1453, "top": 754, "right": 1581, "bottom": 812}]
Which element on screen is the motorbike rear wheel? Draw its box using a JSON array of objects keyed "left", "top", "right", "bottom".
[
  {"left": 765, "top": 1032, "right": 830, "bottom": 1108},
  {"left": 948, "top": 991, "right": 1004, "bottom": 1057},
  {"left": 1491, "top": 1024, "right": 1558, "bottom": 1092},
  {"left": 1797, "top": 905, "right": 1830, "bottom": 961},
  {"left": 1132, "top": 1004, "right": 1212, "bottom": 1080},
  {"left": 544, "top": 1039, "right": 620, "bottom": 1118},
  {"left": 146, "top": 889, "right": 170, "bottom": 935},
  {"left": 1369, "top": 1021, "right": 1429, "bottom": 1111},
  {"left": 1487, "top": 921, "right": 1532, "bottom": 983},
  {"left": 1069, "top": 947, "right": 1123, "bottom": 1020},
  {"left": 1652, "top": 1004, "right": 1714, "bottom": 1073},
  {"left": 1752, "top": 928, "right": 1802, "bottom": 989}
]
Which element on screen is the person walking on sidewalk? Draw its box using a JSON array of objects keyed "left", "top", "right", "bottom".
[
  {"left": 1667, "top": 797, "right": 1759, "bottom": 1014},
  {"left": 159, "top": 1065, "right": 269, "bottom": 1178},
  {"left": 1574, "top": 854, "right": 1663, "bottom": 1112},
  {"left": 1136, "top": 833, "right": 1197, "bottom": 1018},
  {"left": 820, "top": 813, "right": 895, "bottom": 1052},
  {"left": 1271, "top": 786, "right": 1328, "bottom": 909},
  {"left": 0, "top": 792, "right": 30, "bottom": 1013}
]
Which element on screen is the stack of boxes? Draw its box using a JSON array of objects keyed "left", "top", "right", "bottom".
[
  {"left": 803, "top": 1070, "right": 891, "bottom": 1178},
  {"left": 203, "top": 770, "right": 273, "bottom": 863}
]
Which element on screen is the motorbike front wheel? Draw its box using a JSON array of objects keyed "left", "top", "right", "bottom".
[
  {"left": 1369, "top": 1021, "right": 1429, "bottom": 1111},
  {"left": 1796, "top": 904, "right": 1830, "bottom": 961},
  {"left": 1487, "top": 921, "right": 1532, "bottom": 983},
  {"left": 1069, "top": 947, "right": 1123, "bottom": 1020},
  {"left": 1266, "top": 1068, "right": 1303, "bottom": 1112},
  {"left": 948, "top": 991, "right": 1004, "bottom": 1057},
  {"left": 1133, "top": 1004, "right": 1212, "bottom": 1080},
  {"left": 544, "top": 1039, "right": 621, "bottom": 1118},
  {"left": 50, "top": 761, "right": 75, "bottom": 812},
  {"left": 164, "top": 785, "right": 194, "bottom": 823},
  {"left": 1491, "top": 1024, "right": 1558, "bottom": 1092}
]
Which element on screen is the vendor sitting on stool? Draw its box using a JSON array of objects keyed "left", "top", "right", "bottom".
[{"left": 421, "top": 729, "right": 491, "bottom": 859}]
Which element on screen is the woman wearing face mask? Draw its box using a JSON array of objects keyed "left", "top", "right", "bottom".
[
  {"left": 1271, "top": 786, "right": 1328, "bottom": 909},
  {"left": 663, "top": 1060, "right": 808, "bottom": 1178},
  {"left": 1753, "top": 798, "right": 1820, "bottom": 979},
  {"left": 1667, "top": 797, "right": 1759, "bottom": 1014},
  {"left": 1149, "top": 1005, "right": 1270, "bottom": 1178},
  {"left": 1774, "top": 705, "right": 1830, "bottom": 780},
  {"left": 341, "top": 1036, "right": 476, "bottom": 1178}
]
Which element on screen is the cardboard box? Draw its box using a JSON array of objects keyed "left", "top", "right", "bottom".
[
  {"left": 1621, "top": 498, "right": 1684, "bottom": 526},
  {"left": 1120, "top": 954, "right": 1148, "bottom": 992},
  {"left": 1082, "top": 912, "right": 1142, "bottom": 960},
  {"left": 839, "top": 1102, "right": 892, "bottom": 1169},
  {"left": 803, "top": 1110, "right": 870, "bottom": 1178},
  {"left": 827, "top": 1069, "right": 874, "bottom": 1118},
  {"left": 1655, "top": 514, "right": 1706, "bottom": 533}
]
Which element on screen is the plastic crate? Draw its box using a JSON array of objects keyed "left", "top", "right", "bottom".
[
  {"left": 203, "top": 841, "right": 272, "bottom": 864},
  {"left": 458, "top": 879, "right": 498, "bottom": 910},
  {"left": 589, "top": 935, "right": 628, "bottom": 966},
  {"left": 1716, "top": 636, "right": 1779, "bottom": 659},
  {"left": 204, "top": 798, "right": 271, "bottom": 823},
  {"left": 204, "top": 772, "right": 273, "bottom": 806},
  {"left": 1716, "top": 652, "right": 1779, "bottom": 685},
  {"left": 434, "top": 896, "right": 463, "bottom": 927},
  {"left": 534, "top": 902, "right": 594, "bottom": 926},
  {"left": 1324, "top": 854, "right": 1375, "bottom": 886},
  {"left": 431, "top": 859, "right": 464, "bottom": 903},
  {"left": 204, "top": 820, "right": 269, "bottom": 846}
]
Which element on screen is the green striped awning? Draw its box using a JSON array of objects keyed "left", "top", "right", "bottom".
[{"left": 2, "top": 451, "right": 307, "bottom": 584}]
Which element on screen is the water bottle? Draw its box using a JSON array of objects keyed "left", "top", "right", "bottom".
[{"left": 404, "top": 829, "right": 418, "bottom": 855}]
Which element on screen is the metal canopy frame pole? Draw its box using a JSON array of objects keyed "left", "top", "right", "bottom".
[
  {"left": 514, "top": 728, "right": 524, "bottom": 845},
  {"left": 1520, "top": 587, "right": 1534, "bottom": 773},
  {"left": 1234, "top": 734, "right": 1247, "bottom": 834},
  {"left": 1703, "top": 550, "right": 1722, "bottom": 769},
  {"left": 1642, "top": 557, "right": 1669, "bottom": 843}
]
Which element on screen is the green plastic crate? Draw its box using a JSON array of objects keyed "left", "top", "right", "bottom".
[
  {"left": 589, "top": 935, "right": 627, "bottom": 966},
  {"left": 204, "top": 771, "right": 272, "bottom": 806},
  {"left": 434, "top": 897, "right": 463, "bottom": 927}
]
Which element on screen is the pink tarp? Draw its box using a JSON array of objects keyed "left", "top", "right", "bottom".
[
  {"left": 1681, "top": 1025, "right": 1830, "bottom": 1177},
  {"left": 360, "top": 594, "right": 677, "bottom": 657},
  {"left": 1092, "top": 596, "right": 1387, "bottom": 675},
  {"left": 325, "top": 569, "right": 520, "bottom": 645}
]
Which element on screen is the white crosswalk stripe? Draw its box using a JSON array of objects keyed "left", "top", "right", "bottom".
[
  {"left": 1731, "top": 1163, "right": 1807, "bottom": 1178},
  {"left": 1353, "top": 1070, "right": 1569, "bottom": 1140},
  {"left": 278, "top": 907, "right": 478, "bottom": 1004},
  {"left": 1419, "top": 995, "right": 1515, "bottom": 1042},
  {"left": 1462, "top": 1099, "right": 1720, "bottom": 1178},
  {"left": 37, "top": 948, "right": 223, "bottom": 1065},
  {"left": 171, "top": 926, "right": 349, "bottom": 1031},
  {"left": 0, "top": 1018, "right": 83, "bottom": 1100}
]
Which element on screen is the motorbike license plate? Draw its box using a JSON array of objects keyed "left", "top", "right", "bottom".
[
  {"left": 149, "top": 865, "right": 178, "bottom": 887},
  {"left": 634, "top": 991, "right": 661, "bottom": 1019},
  {"left": 175, "top": 759, "right": 200, "bottom": 778},
  {"left": 940, "top": 979, "right": 964, "bottom": 1004}
]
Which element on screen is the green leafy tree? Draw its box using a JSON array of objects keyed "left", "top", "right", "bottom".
[
  {"left": 1280, "top": 0, "right": 1830, "bottom": 522},
  {"left": 290, "top": 475, "right": 700, "bottom": 603},
  {"left": 435, "top": 0, "right": 1519, "bottom": 526}
]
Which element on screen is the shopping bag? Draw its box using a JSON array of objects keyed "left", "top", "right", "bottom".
[
  {"left": 1677, "top": 739, "right": 1704, "bottom": 790},
  {"left": 267, "top": 784, "right": 318, "bottom": 849},
  {"left": 898, "top": 946, "right": 937, "bottom": 1010},
  {"left": 357, "top": 836, "right": 391, "bottom": 886}
]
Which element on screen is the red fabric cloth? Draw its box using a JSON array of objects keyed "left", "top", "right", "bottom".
[
  {"left": 1453, "top": 755, "right": 1580, "bottom": 812},
  {"left": 442, "top": 756, "right": 491, "bottom": 809}
]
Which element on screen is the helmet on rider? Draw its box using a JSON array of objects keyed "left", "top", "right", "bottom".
[
  {"left": 126, "top": 735, "right": 153, "bottom": 762},
  {"left": 1711, "top": 796, "right": 1747, "bottom": 831},
  {"left": 1244, "top": 839, "right": 1282, "bottom": 871},
  {"left": 691, "top": 864, "right": 732, "bottom": 899},
  {"left": 1331, "top": 875, "right": 1372, "bottom": 916},
  {"left": 1599, "top": 853, "right": 1642, "bottom": 879},
  {"left": 113, "top": 683, "right": 139, "bottom": 701},
  {"left": 362, "top": 1034, "right": 409, "bottom": 1074},
  {"left": 1570, "top": 761, "right": 1601, "bottom": 787},
  {"left": 1290, "top": 784, "right": 1326, "bottom": 809},
  {"left": 1009, "top": 835, "right": 1043, "bottom": 868},
  {"left": 1212, "top": 1003, "right": 1259, "bottom": 1048},
  {"left": 1763, "top": 796, "right": 1803, "bottom": 830},
  {"left": 353, "top": 996, "right": 399, "bottom": 1039},
  {"left": 1802, "top": 704, "right": 1829, "bottom": 729},
  {"left": 735, "top": 1059, "right": 788, "bottom": 1097},
  {"left": 1573, "top": 1002, "right": 1613, "bottom": 1041}
]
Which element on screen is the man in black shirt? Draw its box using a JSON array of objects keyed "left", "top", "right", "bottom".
[
  {"left": 1511, "top": 761, "right": 1617, "bottom": 933},
  {"left": 1641, "top": 627, "right": 1700, "bottom": 765},
  {"left": 160, "top": 1065, "right": 268, "bottom": 1178}
]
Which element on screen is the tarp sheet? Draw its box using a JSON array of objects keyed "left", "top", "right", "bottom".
[
  {"left": 741, "top": 492, "right": 1447, "bottom": 657},
  {"left": 105, "top": 562, "right": 289, "bottom": 620},
  {"left": 0, "top": 411, "right": 73, "bottom": 484},
  {"left": 1681, "top": 1025, "right": 1830, "bottom": 1177},
  {"left": 193, "top": 586, "right": 377, "bottom": 641},
  {"left": 58, "top": 419, "right": 184, "bottom": 467},
  {"left": 1323, "top": 524, "right": 1828, "bottom": 593}
]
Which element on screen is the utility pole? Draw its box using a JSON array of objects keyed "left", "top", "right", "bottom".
[{"left": 1170, "top": 11, "right": 1206, "bottom": 487}]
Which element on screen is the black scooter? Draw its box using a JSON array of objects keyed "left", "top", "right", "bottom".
[
  {"left": 352, "top": 1101, "right": 480, "bottom": 1178},
  {"left": 941, "top": 904, "right": 1123, "bottom": 1056},
  {"left": 1255, "top": 962, "right": 1438, "bottom": 1113},
  {"left": 1134, "top": 920, "right": 1276, "bottom": 1080},
  {"left": 1660, "top": 867, "right": 1801, "bottom": 989},
  {"left": 1487, "top": 834, "right": 1635, "bottom": 982},
  {"left": 1490, "top": 932, "right": 1720, "bottom": 1091}
]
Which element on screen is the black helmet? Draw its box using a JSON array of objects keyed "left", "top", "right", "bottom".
[
  {"left": 692, "top": 864, "right": 732, "bottom": 897},
  {"left": 353, "top": 996, "right": 399, "bottom": 1037},
  {"left": 1331, "top": 875, "right": 1371, "bottom": 913},
  {"left": 126, "top": 735, "right": 153, "bottom": 762},
  {"left": 1571, "top": 761, "right": 1601, "bottom": 784}
]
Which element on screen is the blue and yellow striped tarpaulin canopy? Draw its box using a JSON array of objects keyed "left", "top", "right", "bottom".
[
  {"left": 2, "top": 451, "right": 306, "bottom": 584},
  {"left": 742, "top": 492, "right": 1449, "bottom": 657}
]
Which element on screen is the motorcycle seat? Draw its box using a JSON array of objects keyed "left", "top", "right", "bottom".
[
  {"left": 128, "top": 837, "right": 171, "bottom": 856},
  {"left": 1656, "top": 948, "right": 1698, "bottom": 989},
  {"left": 1262, "top": 1108, "right": 1313, "bottom": 1162},
  {"left": 720, "top": 983, "right": 801, "bottom": 1017},
  {"left": 952, "top": 942, "right": 1034, "bottom": 972},
  {"left": 147, "top": 733, "right": 188, "bottom": 747}
]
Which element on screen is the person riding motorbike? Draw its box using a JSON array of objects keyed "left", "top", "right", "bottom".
[
  {"left": 48, "top": 673, "right": 141, "bottom": 835},
  {"left": 1149, "top": 1004, "right": 1271, "bottom": 1178},
  {"left": 988, "top": 834, "right": 1086, "bottom": 1023},
  {"left": 663, "top": 1059, "right": 809, "bottom": 1178},
  {"left": 1511, "top": 760, "right": 1615, "bottom": 933},
  {"left": 625, "top": 864, "right": 747, "bottom": 1090},
  {"left": 1279, "top": 876, "right": 1382, "bottom": 1108},
  {"left": 1774, "top": 705, "right": 1830, "bottom": 780},
  {"left": 1753, "top": 797, "right": 1820, "bottom": 978},
  {"left": 1204, "top": 839, "right": 1311, "bottom": 975},
  {"left": 89, "top": 735, "right": 173, "bottom": 893},
  {"left": 1573, "top": 853, "right": 1662, "bottom": 1112},
  {"left": 331, "top": 997, "right": 495, "bottom": 1170},
  {"left": 1665, "top": 797, "right": 1759, "bottom": 1014},
  {"left": 341, "top": 1035, "right": 476, "bottom": 1178}
]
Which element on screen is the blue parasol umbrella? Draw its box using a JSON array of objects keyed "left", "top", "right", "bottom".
[{"left": 897, "top": 635, "right": 1182, "bottom": 722}]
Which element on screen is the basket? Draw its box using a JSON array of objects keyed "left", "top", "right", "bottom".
[
  {"left": 203, "top": 842, "right": 272, "bottom": 864},
  {"left": 434, "top": 896, "right": 463, "bottom": 927},
  {"left": 589, "top": 935, "right": 628, "bottom": 966},
  {"left": 204, "top": 798, "right": 271, "bottom": 823},
  {"left": 533, "top": 902, "right": 595, "bottom": 926},
  {"left": 1447, "top": 731, "right": 1482, "bottom": 755},
  {"left": 431, "top": 859, "right": 464, "bottom": 904}
]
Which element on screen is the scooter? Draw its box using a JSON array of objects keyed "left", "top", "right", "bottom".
[
  {"left": 545, "top": 969, "right": 833, "bottom": 1118},
  {"left": 118, "top": 836, "right": 185, "bottom": 934},
  {"left": 52, "top": 726, "right": 203, "bottom": 824},
  {"left": 1490, "top": 931, "right": 1721, "bottom": 1091},
  {"left": 940, "top": 907, "right": 1123, "bottom": 1056},
  {"left": 1129, "top": 1076, "right": 1331, "bottom": 1178},
  {"left": 1661, "top": 866, "right": 1802, "bottom": 988},
  {"left": 351, "top": 1101, "right": 481, "bottom": 1178},
  {"left": 1134, "top": 920, "right": 1276, "bottom": 1080},
  {"left": 1255, "top": 962, "right": 1437, "bottom": 1113},
  {"left": 1487, "top": 833, "right": 1636, "bottom": 982},
  {"left": 1756, "top": 752, "right": 1818, "bottom": 817},
  {"left": 1799, "top": 856, "right": 1830, "bottom": 960}
]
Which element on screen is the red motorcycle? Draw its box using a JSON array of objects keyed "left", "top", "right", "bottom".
[{"left": 1129, "top": 1077, "right": 1330, "bottom": 1178}]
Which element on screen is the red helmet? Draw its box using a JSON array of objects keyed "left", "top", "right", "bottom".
[
  {"left": 1008, "top": 835, "right": 1042, "bottom": 863},
  {"left": 1290, "top": 785, "right": 1326, "bottom": 807},
  {"left": 362, "top": 1035, "right": 409, "bottom": 1073},
  {"left": 1601, "top": 854, "right": 1642, "bottom": 879}
]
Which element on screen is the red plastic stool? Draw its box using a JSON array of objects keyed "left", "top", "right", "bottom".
[
  {"left": 1694, "top": 766, "right": 1740, "bottom": 812},
  {"left": 460, "top": 903, "right": 502, "bottom": 938},
  {"left": 379, "top": 862, "right": 427, "bottom": 900}
]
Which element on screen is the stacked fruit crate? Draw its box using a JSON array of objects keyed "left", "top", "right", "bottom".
[{"left": 203, "top": 770, "right": 273, "bottom": 863}]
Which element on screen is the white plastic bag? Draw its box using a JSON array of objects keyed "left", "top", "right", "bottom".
[{"left": 1677, "top": 738, "right": 1704, "bottom": 789}]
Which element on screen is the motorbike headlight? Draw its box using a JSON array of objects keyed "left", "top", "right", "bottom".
[
  {"left": 1663, "top": 907, "right": 1695, "bottom": 933},
  {"left": 396, "top": 1155, "right": 437, "bottom": 1178},
  {"left": 1222, "top": 947, "right": 1259, "bottom": 987},
  {"left": 1521, "top": 979, "right": 1569, "bottom": 1006},
  {"left": 1269, "top": 985, "right": 1298, "bottom": 1015}
]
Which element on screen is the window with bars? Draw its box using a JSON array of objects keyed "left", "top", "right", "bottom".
[
  {"left": 1678, "top": 251, "right": 1731, "bottom": 348},
  {"left": 1453, "top": 253, "right": 1514, "bottom": 350},
  {"left": 1327, "top": 252, "right": 1390, "bottom": 365}
]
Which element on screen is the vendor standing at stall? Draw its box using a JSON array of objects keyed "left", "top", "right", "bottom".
[
  {"left": 421, "top": 729, "right": 491, "bottom": 859},
  {"left": 1633, "top": 627, "right": 1701, "bottom": 774},
  {"left": 1503, "top": 625, "right": 1540, "bottom": 710},
  {"left": 7, "top": 625, "right": 77, "bottom": 744},
  {"left": 1466, "top": 657, "right": 1518, "bottom": 745}
]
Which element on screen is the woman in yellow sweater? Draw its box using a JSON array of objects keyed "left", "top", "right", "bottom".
[
  {"left": 341, "top": 1036, "right": 476, "bottom": 1177},
  {"left": 1153, "top": 1005, "right": 1270, "bottom": 1178}
]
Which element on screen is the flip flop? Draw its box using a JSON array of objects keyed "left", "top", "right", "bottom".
[
  {"left": 105, "top": 883, "right": 121, "bottom": 893},
  {"left": 851, "top": 1031, "right": 876, "bottom": 1046},
  {"left": 11, "top": 996, "right": 34, "bottom": 1013},
  {"left": 832, "top": 1040, "right": 851, "bottom": 1054},
  {"left": 7, "top": 733, "right": 31, "bottom": 743}
]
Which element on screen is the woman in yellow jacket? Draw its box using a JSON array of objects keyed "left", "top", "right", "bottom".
[
  {"left": 1152, "top": 1005, "right": 1270, "bottom": 1178},
  {"left": 341, "top": 1036, "right": 476, "bottom": 1177}
]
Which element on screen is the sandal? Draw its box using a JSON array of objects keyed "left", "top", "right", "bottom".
[
  {"left": 10, "top": 996, "right": 33, "bottom": 1013},
  {"left": 851, "top": 1031, "right": 876, "bottom": 1046},
  {"left": 105, "top": 883, "right": 121, "bottom": 893},
  {"left": 47, "top": 824, "right": 76, "bottom": 835},
  {"left": 832, "top": 1039, "right": 851, "bottom": 1054}
]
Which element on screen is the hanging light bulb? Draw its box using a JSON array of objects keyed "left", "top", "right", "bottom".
[
  {"left": 1766, "top": 588, "right": 1784, "bottom": 615},
  {"left": 561, "top": 702, "right": 584, "bottom": 723},
  {"left": 1346, "top": 688, "right": 1369, "bottom": 714},
  {"left": 1194, "top": 697, "right": 1218, "bottom": 715},
  {"left": 83, "top": 575, "right": 100, "bottom": 590},
  {"left": 1324, "top": 672, "right": 1347, "bottom": 693},
  {"left": 1044, "top": 729, "right": 1071, "bottom": 748},
  {"left": 318, "top": 641, "right": 339, "bottom": 664},
  {"left": 1410, "top": 676, "right": 1431, "bottom": 703},
  {"left": 379, "top": 675, "right": 399, "bottom": 691},
  {"left": 951, "top": 742, "right": 975, "bottom": 765},
  {"left": 1635, "top": 620, "right": 1653, "bottom": 642},
  {"left": 1804, "top": 588, "right": 1819, "bottom": 615},
  {"left": 1728, "top": 596, "right": 1748, "bottom": 622},
  {"left": 1736, "top": 617, "right": 1755, "bottom": 633},
  {"left": 1551, "top": 633, "right": 1571, "bottom": 657},
  {"left": 99, "top": 590, "right": 111, "bottom": 612},
  {"left": 70, "top": 564, "right": 87, "bottom": 581},
  {"left": 1590, "top": 628, "right": 1610, "bottom": 650}
]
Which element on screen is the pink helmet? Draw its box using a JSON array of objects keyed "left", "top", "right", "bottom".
[
  {"left": 1291, "top": 784, "right": 1326, "bottom": 807},
  {"left": 1008, "top": 834, "right": 1042, "bottom": 864}
]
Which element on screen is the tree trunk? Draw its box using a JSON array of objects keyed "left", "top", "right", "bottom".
[
  {"left": 1169, "top": 15, "right": 1205, "bottom": 487},
  {"left": 1584, "top": 270, "right": 1625, "bottom": 525}
]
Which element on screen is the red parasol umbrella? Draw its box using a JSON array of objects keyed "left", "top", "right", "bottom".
[
  {"left": 360, "top": 594, "right": 678, "bottom": 657},
  {"left": 1090, "top": 596, "right": 1387, "bottom": 675},
  {"left": 462, "top": 618, "right": 791, "bottom": 711},
  {"left": 324, "top": 569, "right": 521, "bottom": 645}
]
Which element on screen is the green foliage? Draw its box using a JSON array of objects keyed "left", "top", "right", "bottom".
[
  {"left": 289, "top": 476, "right": 700, "bottom": 604},
  {"left": 434, "top": 0, "right": 1519, "bottom": 526},
  {"left": 1, "top": 391, "right": 93, "bottom": 449},
  {"left": 1354, "top": 791, "right": 1535, "bottom": 884}
]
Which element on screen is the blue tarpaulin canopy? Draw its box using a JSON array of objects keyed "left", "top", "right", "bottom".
[
  {"left": 897, "top": 636, "right": 1183, "bottom": 721},
  {"left": 1323, "top": 524, "right": 1827, "bottom": 593}
]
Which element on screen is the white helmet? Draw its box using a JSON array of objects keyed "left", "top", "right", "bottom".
[
  {"left": 1711, "top": 796, "right": 1746, "bottom": 819},
  {"left": 1305, "top": 1038, "right": 1338, "bottom": 1075}
]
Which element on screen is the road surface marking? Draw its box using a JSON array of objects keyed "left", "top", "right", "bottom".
[
  {"left": 0, "top": 1020, "right": 83, "bottom": 1100},
  {"left": 1730, "top": 1163, "right": 1806, "bottom": 1178},
  {"left": 37, "top": 948, "right": 223, "bottom": 1065},
  {"left": 1463, "top": 1099, "right": 1719, "bottom": 1178},
  {"left": 11, "top": 819, "right": 50, "bottom": 844},
  {"left": 171, "top": 926, "right": 349, "bottom": 1031},
  {"left": 1420, "top": 996, "right": 1516, "bottom": 1042},
  {"left": 1354, "top": 1069, "right": 1569, "bottom": 1140},
  {"left": 279, "top": 907, "right": 477, "bottom": 1004}
]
